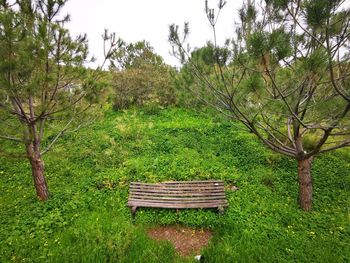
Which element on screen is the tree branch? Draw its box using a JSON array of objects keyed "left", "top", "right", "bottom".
[
  {"left": 0, "top": 135, "right": 24, "bottom": 143},
  {"left": 40, "top": 118, "right": 74, "bottom": 155},
  {"left": 318, "top": 139, "right": 350, "bottom": 154}
]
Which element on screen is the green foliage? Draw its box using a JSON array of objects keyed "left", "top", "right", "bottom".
[
  {"left": 168, "top": 0, "right": 350, "bottom": 181},
  {"left": 0, "top": 107, "right": 349, "bottom": 262},
  {"left": 269, "top": 28, "right": 292, "bottom": 61},
  {"left": 0, "top": 0, "right": 106, "bottom": 165},
  {"left": 302, "top": 133, "right": 321, "bottom": 152},
  {"left": 247, "top": 31, "right": 269, "bottom": 58},
  {"left": 191, "top": 41, "right": 230, "bottom": 66},
  {"left": 299, "top": 48, "right": 329, "bottom": 74},
  {"left": 242, "top": 73, "right": 265, "bottom": 93},
  {"left": 247, "top": 27, "right": 292, "bottom": 62},
  {"left": 171, "top": 65, "right": 201, "bottom": 107},
  {"left": 265, "top": 0, "right": 289, "bottom": 9},
  {"left": 112, "top": 63, "right": 176, "bottom": 110},
  {"left": 110, "top": 41, "right": 176, "bottom": 110},
  {"left": 110, "top": 40, "right": 163, "bottom": 70},
  {"left": 305, "top": 0, "right": 334, "bottom": 29},
  {"left": 172, "top": 42, "right": 231, "bottom": 108}
]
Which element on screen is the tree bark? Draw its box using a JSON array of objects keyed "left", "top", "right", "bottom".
[
  {"left": 26, "top": 144, "right": 49, "bottom": 201},
  {"left": 297, "top": 157, "right": 313, "bottom": 211}
]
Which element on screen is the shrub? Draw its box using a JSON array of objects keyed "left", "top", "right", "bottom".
[{"left": 112, "top": 64, "right": 176, "bottom": 110}]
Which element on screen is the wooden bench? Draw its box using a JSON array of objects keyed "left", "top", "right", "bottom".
[{"left": 127, "top": 180, "right": 228, "bottom": 217}]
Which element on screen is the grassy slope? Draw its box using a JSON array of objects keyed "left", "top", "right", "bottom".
[{"left": 0, "top": 106, "right": 349, "bottom": 262}]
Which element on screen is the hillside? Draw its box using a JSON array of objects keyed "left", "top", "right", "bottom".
[{"left": 0, "top": 107, "right": 349, "bottom": 262}]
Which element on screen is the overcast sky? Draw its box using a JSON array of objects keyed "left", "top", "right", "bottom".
[{"left": 63, "top": 0, "right": 244, "bottom": 67}]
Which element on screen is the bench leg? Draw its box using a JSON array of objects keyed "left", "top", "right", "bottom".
[
  {"left": 131, "top": 206, "right": 137, "bottom": 219},
  {"left": 217, "top": 206, "right": 225, "bottom": 215}
]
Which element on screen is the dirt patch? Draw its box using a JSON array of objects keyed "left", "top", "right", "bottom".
[{"left": 147, "top": 225, "right": 212, "bottom": 256}]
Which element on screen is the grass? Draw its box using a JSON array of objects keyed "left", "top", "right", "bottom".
[{"left": 0, "top": 106, "right": 349, "bottom": 262}]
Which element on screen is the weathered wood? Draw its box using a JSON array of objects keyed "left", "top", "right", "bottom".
[
  {"left": 128, "top": 198, "right": 227, "bottom": 203},
  {"left": 130, "top": 206, "right": 137, "bottom": 219},
  {"left": 130, "top": 189, "right": 222, "bottom": 195},
  {"left": 130, "top": 185, "right": 223, "bottom": 191},
  {"left": 130, "top": 195, "right": 226, "bottom": 200},
  {"left": 127, "top": 202, "right": 227, "bottom": 209},
  {"left": 130, "top": 180, "right": 224, "bottom": 185},
  {"left": 127, "top": 180, "right": 228, "bottom": 216},
  {"left": 131, "top": 183, "right": 223, "bottom": 186},
  {"left": 130, "top": 186, "right": 224, "bottom": 190},
  {"left": 130, "top": 192, "right": 225, "bottom": 197},
  {"left": 131, "top": 181, "right": 224, "bottom": 185}
]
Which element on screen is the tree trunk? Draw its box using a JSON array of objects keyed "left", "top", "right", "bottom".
[
  {"left": 297, "top": 157, "right": 313, "bottom": 211},
  {"left": 26, "top": 145, "right": 49, "bottom": 201}
]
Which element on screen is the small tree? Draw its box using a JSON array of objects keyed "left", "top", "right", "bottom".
[
  {"left": 0, "top": 0, "right": 116, "bottom": 200},
  {"left": 109, "top": 40, "right": 164, "bottom": 70},
  {"left": 173, "top": 41, "right": 231, "bottom": 106},
  {"left": 110, "top": 40, "right": 176, "bottom": 109},
  {"left": 169, "top": 0, "right": 350, "bottom": 211}
]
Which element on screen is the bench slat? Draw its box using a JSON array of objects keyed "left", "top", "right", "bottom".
[
  {"left": 128, "top": 201, "right": 227, "bottom": 206},
  {"left": 128, "top": 180, "right": 228, "bottom": 215},
  {"left": 130, "top": 186, "right": 223, "bottom": 191},
  {"left": 130, "top": 182, "right": 224, "bottom": 187},
  {"left": 130, "top": 189, "right": 224, "bottom": 195},
  {"left": 130, "top": 184, "right": 224, "bottom": 188},
  {"left": 128, "top": 202, "right": 228, "bottom": 209},
  {"left": 129, "top": 200, "right": 226, "bottom": 204},
  {"left": 130, "top": 180, "right": 224, "bottom": 185},
  {"left": 129, "top": 196, "right": 226, "bottom": 201},
  {"left": 130, "top": 192, "right": 225, "bottom": 197}
]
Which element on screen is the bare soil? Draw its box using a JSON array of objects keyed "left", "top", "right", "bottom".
[{"left": 147, "top": 225, "right": 212, "bottom": 256}]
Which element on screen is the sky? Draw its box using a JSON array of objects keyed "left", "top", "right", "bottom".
[{"left": 63, "top": 0, "right": 244, "bottom": 68}]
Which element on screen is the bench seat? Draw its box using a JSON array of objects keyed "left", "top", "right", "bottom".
[{"left": 127, "top": 180, "right": 228, "bottom": 216}]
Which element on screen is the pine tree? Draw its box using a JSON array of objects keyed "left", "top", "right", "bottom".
[
  {"left": 169, "top": 0, "right": 350, "bottom": 211},
  {"left": 0, "top": 0, "right": 116, "bottom": 200}
]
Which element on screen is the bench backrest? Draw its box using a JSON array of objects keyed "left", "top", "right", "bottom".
[{"left": 128, "top": 180, "right": 227, "bottom": 209}]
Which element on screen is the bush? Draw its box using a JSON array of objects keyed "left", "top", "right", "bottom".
[{"left": 112, "top": 64, "right": 176, "bottom": 110}]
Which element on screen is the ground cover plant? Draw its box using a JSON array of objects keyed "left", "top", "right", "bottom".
[{"left": 0, "top": 106, "right": 349, "bottom": 262}]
